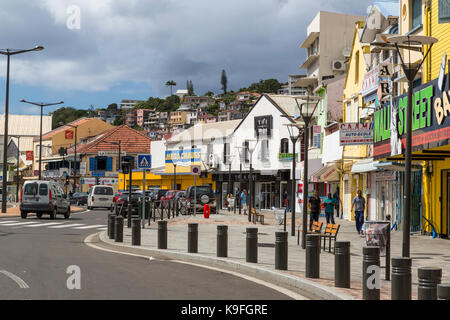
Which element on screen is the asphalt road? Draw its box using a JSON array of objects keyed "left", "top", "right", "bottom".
[{"left": 0, "top": 208, "right": 296, "bottom": 300}]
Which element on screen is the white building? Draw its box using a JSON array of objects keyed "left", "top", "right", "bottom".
[{"left": 120, "top": 99, "right": 144, "bottom": 110}]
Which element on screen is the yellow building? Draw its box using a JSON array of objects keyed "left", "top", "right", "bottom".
[{"left": 341, "top": 21, "right": 370, "bottom": 221}]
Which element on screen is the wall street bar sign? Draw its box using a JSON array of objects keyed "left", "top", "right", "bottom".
[{"left": 254, "top": 115, "right": 273, "bottom": 138}]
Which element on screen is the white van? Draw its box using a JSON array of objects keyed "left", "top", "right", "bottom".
[
  {"left": 20, "top": 180, "right": 71, "bottom": 219},
  {"left": 87, "top": 185, "right": 115, "bottom": 210}
]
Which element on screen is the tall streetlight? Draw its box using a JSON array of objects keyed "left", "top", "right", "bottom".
[
  {"left": 20, "top": 100, "right": 64, "bottom": 181},
  {"left": 65, "top": 123, "right": 79, "bottom": 192},
  {"left": 9, "top": 135, "right": 20, "bottom": 203},
  {"left": 244, "top": 140, "right": 258, "bottom": 222},
  {"left": 386, "top": 35, "right": 437, "bottom": 257},
  {"left": 296, "top": 95, "right": 320, "bottom": 249},
  {"left": 283, "top": 122, "right": 300, "bottom": 237},
  {"left": 0, "top": 46, "right": 44, "bottom": 213}
]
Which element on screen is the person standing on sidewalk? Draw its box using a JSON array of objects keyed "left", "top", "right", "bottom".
[
  {"left": 308, "top": 191, "right": 321, "bottom": 230},
  {"left": 240, "top": 189, "right": 248, "bottom": 215},
  {"left": 333, "top": 187, "right": 340, "bottom": 218},
  {"left": 324, "top": 193, "right": 336, "bottom": 225},
  {"left": 351, "top": 190, "right": 366, "bottom": 234}
]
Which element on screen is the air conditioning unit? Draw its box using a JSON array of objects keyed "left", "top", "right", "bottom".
[
  {"left": 332, "top": 60, "right": 346, "bottom": 71},
  {"left": 208, "top": 153, "right": 217, "bottom": 168}
]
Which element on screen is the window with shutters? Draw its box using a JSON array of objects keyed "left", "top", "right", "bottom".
[
  {"left": 439, "top": 0, "right": 450, "bottom": 23},
  {"left": 223, "top": 143, "right": 230, "bottom": 164},
  {"left": 280, "top": 138, "right": 289, "bottom": 154},
  {"left": 260, "top": 139, "right": 269, "bottom": 161},
  {"left": 244, "top": 140, "right": 249, "bottom": 163},
  {"left": 95, "top": 156, "right": 107, "bottom": 171}
]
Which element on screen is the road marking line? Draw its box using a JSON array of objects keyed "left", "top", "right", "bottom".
[
  {"left": 0, "top": 220, "right": 19, "bottom": 224},
  {"left": 0, "top": 270, "right": 29, "bottom": 289},
  {"left": 73, "top": 225, "right": 106, "bottom": 229},
  {"left": 23, "top": 222, "right": 65, "bottom": 227},
  {"left": 97, "top": 227, "right": 107, "bottom": 231},
  {"left": 48, "top": 223, "right": 84, "bottom": 229},
  {"left": 0, "top": 222, "right": 41, "bottom": 226}
]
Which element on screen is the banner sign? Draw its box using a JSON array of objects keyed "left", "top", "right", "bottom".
[
  {"left": 339, "top": 122, "right": 374, "bottom": 145},
  {"left": 278, "top": 153, "right": 298, "bottom": 162},
  {"left": 373, "top": 73, "right": 450, "bottom": 160},
  {"left": 26, "top": 151, "right": 33, "bottom": 161},
  {"left": 165, "top": 148, "right": 201, "bottom": 166},
  {"left": 65, "top": 130, "right": 74, "bottom": 140}
]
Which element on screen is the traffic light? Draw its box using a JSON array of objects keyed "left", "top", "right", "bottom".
[
  {"left": 122, "top": 161, "right": 130, "bottom": 174},
  {"left": 65, "top": 176, "right": 70, "bottom": 185}
]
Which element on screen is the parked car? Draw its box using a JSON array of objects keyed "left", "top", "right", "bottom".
[
  {"left": 160, "top": 190, "right": 182, "bottom": 207},
  {"left": 114, "top": 192, "right": 144, "bottom": 217},
  {"left": 147, "top": 188, "right": 161, "bottom": 201},
  {"left": 184, "top": 185, "right": 216, "bottom": 214},
  {"left": 87, "top": 185, "right": 115, "bottom": 210},
  {"left": 70, "top": 192, "right": 88, "bottom": 206},
  {"left": 20, "top": 180, "right": 70, "bottom": 219}
]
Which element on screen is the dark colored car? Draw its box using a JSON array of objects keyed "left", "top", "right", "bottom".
[
  {"left": 114, "top": 192, "right": 144, "bottom": 217},
  {"left": 70, "top": 192, "right": 88, "bottom": 206},
  {"left": 183, "top": 185, "right": 216, "bottom": 213}
]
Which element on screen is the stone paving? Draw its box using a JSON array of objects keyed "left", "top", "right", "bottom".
[{"left": 103, "top": 209, "right": 450, "bottom": 300}]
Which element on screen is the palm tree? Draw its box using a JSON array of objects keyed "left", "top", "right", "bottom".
[{"left": 165, "top": 80, "right": 176, "bottom": 96}]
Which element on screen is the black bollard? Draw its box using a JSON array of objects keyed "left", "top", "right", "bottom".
[
  {"left": 158, "top": 220, "right": 167, "bottom": 249},
  {"left": 131, "top": 218, "right": 141, "bottom": 246},
  {"left": 108, "top": 214, "right": 115, "bottom": 239},
  {"left": 188, "top": 223, "right": 198, "bottom": 253},
  {"left": 168, "top": 200, "right": 171, "bottom": 219},
  {"left": 246, "top": 227, "right": 258, "bottom": 263},
  {"left": 114, "top": 216, "right": 123, "bottom": 243},
  {"left": 127, "top": 203, "right": 132, "bottom": 228},
  {"left": 275, "top": 231, "right": 288, "bottom": 270},
  {"left": 362, "top": 246, "right": 380, "bottom": 300},
  {"left": 391, "top": 257, "right": 412, "bottom": 300},
  {"left": 334, "top": 241, "right": 351, "bottom": 288},
  {"left": 217, "top": 225, "right": 228, "bottom": 257},
  {"left": 306, "top": 234, "right": 320, "bottom": 278},
  {"left": 438, "top": 284, "right": 450, "bottom": 300},
  {"left": 418, "top": 267, "right": 442, "bottom": 300}
]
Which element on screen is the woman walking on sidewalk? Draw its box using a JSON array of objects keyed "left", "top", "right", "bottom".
[{"left": 240, "top": 189, "right": 248, "bottom": 215}]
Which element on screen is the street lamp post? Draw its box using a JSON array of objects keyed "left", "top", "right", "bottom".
[
  {"left": 9, "top": 135, "right": 20, "bottom": 203},
  {"left": 386, "top": 35, "right": 437, "bottom": 257},
  {"left": 284, "top": 123, "right": 300, "bottom": 237},
  {"left": 0, "top": 46, "right": 44, "bottom": 213},
  {"left": 295, "top": 95, "right": 320, "bottom": 249},
  {"left": 173, "top": 164, "right": 177, "bottom": 190},
  {"left": 20, "top": 100, "right": 64, "bottom": 182},
  {"left": 65, "top": 123, "right": 78, "bottom": 192}
]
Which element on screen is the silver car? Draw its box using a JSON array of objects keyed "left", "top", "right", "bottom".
[{"left": 20, "top": 180, "right": 71, "bottom": 219}]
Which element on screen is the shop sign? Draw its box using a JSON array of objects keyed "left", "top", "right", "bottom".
[
  {"left": 374, "top": 73, "right": 450, "bottom": 160},
  {"left": 65, "top": 130, "right": 74, "bottom": 140},
  {"left": 254, "top": 115, "right": 273, "bottom": 138},
  {"left": 165, "top": 148, "right": 201, "bottom": 166},
  {"left": 362, "top": 67, "right": 379, "bottom": 97},
  {"left": 278, "top": 153, "right": 298, "bottom": 162},
  {"left": 80, "top": 178, "right": 96, "bottom": 185},
  {"left": 26, "top": 151, "right": 33, "bottom": 161},
  {"left": 375, "top": 172, "right": 396, "bottom": 181},
  {"left": 339, "top": 122, "right": 374, "bottom": 145}
]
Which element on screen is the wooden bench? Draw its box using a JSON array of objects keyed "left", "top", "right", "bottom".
[
  {"left": 251, "top": 208, "right": 264, "bottom": 224},
  {"left": 297, "top": 221, "right": 323, "bottom": 245},
  {"left": 321, "top": 224, "right": 340, "bottom": 253}
]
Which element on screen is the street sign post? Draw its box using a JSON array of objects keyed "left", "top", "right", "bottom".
[
  {"left": 191, "top": 166, "right": 201, "bottom": 216},
  {"left": 137, "top": 154, "right": 151, "bottom": 228}
]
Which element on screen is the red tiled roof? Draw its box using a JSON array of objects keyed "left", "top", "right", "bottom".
[{"left": 67, "top": 125, "right": 151, "bottom": 154}]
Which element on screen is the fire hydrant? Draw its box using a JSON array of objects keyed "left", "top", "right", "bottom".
[{"left": 203, "top": 203, "right": 210, "bottom": 219}]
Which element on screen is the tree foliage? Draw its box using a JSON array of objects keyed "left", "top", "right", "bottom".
[
  {"left": 221, "top": 69, "right": 228, "bottom": 94},
  {"left": 51, "top": 107, "right": 89, "bottom": 129},
  {"left": 165, "top": 80, "right": 176, "bottom": 95},
  {"left": 186, "top": 80, "right": 194, "bottom": 95},
  {"left": 245, "top": 79, "right": 282, "bottom": 93},
  {"left": 134, "top": 95, "right": 180, "bottom": 112}
]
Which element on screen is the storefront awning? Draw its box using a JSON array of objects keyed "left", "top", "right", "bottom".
[
  {"left": 311, "top": 163, "right": 340, "bottom": 183},
  {"left": 351, "top": 158, "right": 380, "bottom": 173},
  {"left": 321, "top": 131, "right": 343, "bottom": 164},
  {"left": 373, "top": 161, "right": 422, "bottom": 172}
]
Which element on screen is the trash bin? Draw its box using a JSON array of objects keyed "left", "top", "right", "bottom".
[{"left": 273, "top": 207, "right": 285, "bottom": 225}]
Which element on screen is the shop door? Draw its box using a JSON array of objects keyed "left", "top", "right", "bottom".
[
  {"left": 260, "top": 182, "right": 275, "bottom": 210},
  {"left": 411, "top": 172, "right": 422, "bottom": 232}
]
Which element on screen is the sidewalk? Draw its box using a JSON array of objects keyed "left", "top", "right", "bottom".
[
  {"left": 0, "top": 205, "right": 86, "bottom": 217},
  {"left": 98, "top": 209, "right": 450, "bottom": 300}
]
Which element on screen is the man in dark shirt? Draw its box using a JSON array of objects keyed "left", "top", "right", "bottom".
[{"left": 308, "top": 191, "right": 321, "bottom": 230}]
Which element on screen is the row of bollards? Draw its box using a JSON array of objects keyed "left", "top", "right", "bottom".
[{"left": 108, "top": 215, "right": 450, "bottom": 300}]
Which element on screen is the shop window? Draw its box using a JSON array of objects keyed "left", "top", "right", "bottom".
[
  {"left": 223, "top": 142, "right": 230, "bottom": 164},
  {"left": 280, "top": 138, "right": 289, "bottom": 154},
  {"left": 244, "top": 140, "right": 249, "bottom": 163},
  {"left": 411, "top": 0, "right": 422, "bottom": 29},
  {"left": 439, "top": 0, "right": 450, "bottom": 23},
  {"left": 353, "top": 98, "right": 359, "bottom": 122}
]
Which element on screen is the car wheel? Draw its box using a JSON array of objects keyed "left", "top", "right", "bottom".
[
  {"left": 64, "top": 207, "right": 70, "bottom": 219},
  {"left": 36, "top": 212, "right": 43, "bottom": 219},
  {"left": 50, "top": 208, "right": 56, "bottom": 220},
  {"left": 20, "top": 211, "right": 27, "bottom": 219}
]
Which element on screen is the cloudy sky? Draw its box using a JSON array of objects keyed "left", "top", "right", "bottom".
[{"left": 0, "top": 0, "right": 374, "bottom": 115}]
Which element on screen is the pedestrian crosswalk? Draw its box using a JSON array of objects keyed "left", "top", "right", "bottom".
[{"left": 0, "top": 219, "right": 106, "bottom": 231}]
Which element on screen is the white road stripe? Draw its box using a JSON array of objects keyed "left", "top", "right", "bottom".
[
  {"left": 97, "top": 227, "right": 107, "bottom": 231},
  {"left": 48, "top": 223, "right": 84, "bottom": 229},
  {"left": 23, "top": 222, "right": 64, "bottom": 227},
  {"left": 73, "top": 224, "right": 106, "bottom": 230},
  {"left": 0, "top": 270, "right": 29, "bottom": 289},
  {"left": 0, "top": 220, "right": 19, "bottom": 224},
  {"left": 0, "top": 222, "right": 40, "bottom": 226}
]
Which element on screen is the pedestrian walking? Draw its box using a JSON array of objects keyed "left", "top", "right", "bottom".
[
  {"left": 333, "top": 187, "right": 340, "bottom": 218},
  {"left": 351, "top": 190, "right": 366, "bottom": 234},
  {"left": 241, "top": 189, "right": 248, "bottom": 215},
  {"left": 308, "top": 191, "right": 321, "bottom": 230},
  {"left": 324, "top": 193, "right": 336, "bottom": 225}
]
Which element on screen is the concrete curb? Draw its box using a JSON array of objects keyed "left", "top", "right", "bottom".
[{"left": 98, "top": 231, "right": 355, "bottom": 300}]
